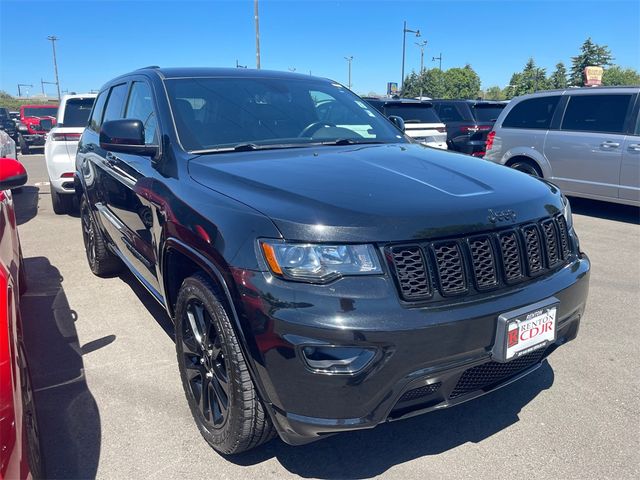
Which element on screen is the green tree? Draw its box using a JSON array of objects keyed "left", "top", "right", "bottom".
[
  {"left": 549, "top": 62, "right": 568, "bottom": 89},
  {"left": 442, "top": 64, "right": 481, "bottom": 99},
  {"left": 484, "top": 85, "right": 506, "bottom": 101},
  {"left": 602, "top": 66, "right": 640, "bottom": 86},
  {"left": 570, "top": 37, "right": 613, "bottom": 86},
  {"left": 504, "top": 59, "right": 548, "bottom": 97}
]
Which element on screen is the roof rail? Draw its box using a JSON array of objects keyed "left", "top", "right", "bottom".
[{"left": 137, "top": 65, "right": 160, "bottom": 70}]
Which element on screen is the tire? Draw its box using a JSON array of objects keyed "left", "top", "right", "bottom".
[
  {"left": 51, "top": 188, "right": 73, "bottom": 215},
  {"left": 19, "top": 344, "right": 45, "bottom": 479},
  {"left": 79, "top": 195, "right": 122, "bottom": 276},
  {"left": 510, "top": 159, "right": 542, "bottom": 177},
  {"left": 19, "top": 134, "right": 30, "bottom": 155},
  {"left": 175, "top": 273, "right": 276, "bottom": 454}
]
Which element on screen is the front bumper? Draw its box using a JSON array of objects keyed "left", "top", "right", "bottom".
[
  {"left": 234, "top": 252, "right": 590, "bottom": 445},
  {"left": 21, "top": 134, "right": 45, "bottom": 146}
]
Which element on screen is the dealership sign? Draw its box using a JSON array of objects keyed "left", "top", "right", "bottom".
[
  {"left": 387, "top": 82, "right": 398, "bottom": 95},
  {"left": 584, "top": 66, "right": 603, "bottom": 86}
]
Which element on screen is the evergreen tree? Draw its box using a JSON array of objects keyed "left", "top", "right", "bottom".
[
  {"left": 549, "top": 62, "right": 568, "bottom": 89},
  {"left": 569, "top": 37, "right": 613, "bottom": 86}
]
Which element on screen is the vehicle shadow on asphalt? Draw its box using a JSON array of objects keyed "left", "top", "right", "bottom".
[
  {"left": 12, "top": 186, "right": 39, "bottom": 225},
  {"left": 231, "top": 363, "right": 554, "bottom": 479},
  {"left": 20, "top": 256, "right": 104, "bottom": 479},
  {"left": 569, "top": 197, "right": 639, "bottom": 225}
]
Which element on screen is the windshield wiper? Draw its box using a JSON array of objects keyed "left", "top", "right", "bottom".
[
  {"left": 319, "top": 139, "right": 386, "bottom": 146},
  {"left": 191, "top": 142, "right": 311, "bottom": 155}
]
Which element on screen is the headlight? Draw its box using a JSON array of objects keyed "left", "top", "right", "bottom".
[
  {"left": 561, "top": 194, "right": 573, "bottom": 229},
  {"left": 18, "top": 124, "right": 28, "bottom": 132},
  {"left": 260, "top": 241, "right": 382, "bottom": 282}
]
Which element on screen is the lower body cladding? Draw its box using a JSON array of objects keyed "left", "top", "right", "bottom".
[{"left": 235, "top": 254, "right": 590, "bottom": 445}]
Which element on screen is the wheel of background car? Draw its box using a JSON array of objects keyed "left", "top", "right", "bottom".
[
  {"left": 510, "top": 160, "right": 542, "bottom": 178},
  {"left": 51, "top": 188, "right": 74, "bottom": 215},
  {"left": 174, "top": 273, "right": 276, "bottom": 454},
  {"left": 79, "top": 195, "right": 122, "bottom": 276},
  {"left": 298, "top": 121, "right": 335, "bottom": 138},
  {"left": 18, "top": 134, "right": 29, "bottom": 155}
]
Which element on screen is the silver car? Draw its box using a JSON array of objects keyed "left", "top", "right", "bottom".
[{"left": 484, "top": 87, "right": 640, "bottom": 206}]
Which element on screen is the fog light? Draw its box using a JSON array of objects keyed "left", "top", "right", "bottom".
[{"left": 301, "top": 346, "right": 376, "bottom": 374}]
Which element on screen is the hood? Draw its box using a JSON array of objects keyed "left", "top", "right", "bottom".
[{"left": 188, "top": 143, "right": 563, "bottom": 243}]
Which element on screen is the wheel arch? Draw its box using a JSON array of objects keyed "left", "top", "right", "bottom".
[{"left": 502, "top": 148, "right": 551, "bottom": 178}]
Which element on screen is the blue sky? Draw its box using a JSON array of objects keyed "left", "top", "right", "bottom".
[{"left": 1, "top": 0, "right": 638, "bottom": 96}]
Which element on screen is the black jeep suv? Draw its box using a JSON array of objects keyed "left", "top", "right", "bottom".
[{"left": 75, "top": 68, "right": 590, "bottom": 454}]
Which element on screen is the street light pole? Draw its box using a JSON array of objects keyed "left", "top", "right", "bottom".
[
  {"left": 344, "top": 56, "right": 353, "bottom": 89},
  {"left": 415, "top": 40, "right": 427, "bottom": 99},
  {"left": 401, "top": 21, "right": 420, "bottom": 95},
  {"left": 432, "top": 53, "right": 442, "bottom": 71},
  {"left": 17, "top": 84, "right": 33, "bottom": 97},
  {"left": 254, "top": 0, "right": 261, "bottom": 69},
  {"left": 47, "top": 35, "right": 61, "bottom": 100}
]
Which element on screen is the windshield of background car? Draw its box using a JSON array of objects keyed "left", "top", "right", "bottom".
[
  {"left": 471, "top": 104, "right": 505, "bottom": 122},
  {"left": 164, "top": 77, "right": 406, "bottom": 151},
  {"left": 383, "top": 104, "right": 441, "bottom": 124},
  {"left": 23, "top": 106, "right": 58, "bottom": 118},
  {"left": 61, "top": 97, "right": 95, "bottom": 127}
]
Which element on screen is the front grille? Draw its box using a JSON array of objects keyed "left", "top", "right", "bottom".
[
  {"left": 433, "top": 242, "right": 466, "bottom": 295},
  {"left": 398, "top": 382, "right": 442, "bottom": 403},
  {"left": 449, "top": 348, "right": 547, "bottom": 399},
  {"left": 388, "top": 215, "right": 573, "bottom": 303},
  {"left": 390, "top": 246, "right": 431, "bottom": 300}
]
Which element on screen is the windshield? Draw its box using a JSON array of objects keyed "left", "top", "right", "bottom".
[
  {"left": 383, "top": 104, "right": 441, "bottom": 124},
  {"left": 23, "top": 106, "right": 58, "bottom": 118},
  {"left": 164, "top": 77, "right": 406, "bottom": 152},
  {"left": 471, "top": 104, "right": 505, "bottom": 123},
  {"left": 61, "top": 97, "right": 95, "bottom": 127}
]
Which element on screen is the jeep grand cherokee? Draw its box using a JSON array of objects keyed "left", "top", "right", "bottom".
[{"left": 75, "top": 67, "right": 590, "bottom": 454}]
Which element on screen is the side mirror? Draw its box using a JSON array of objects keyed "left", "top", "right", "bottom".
[
  {"left": 0, "top": 158, "right": 28, "bottom": 190},
  {"left": 100, "top": 119, "right": 157, "bottom": 156},
  {"left": 388, "top": 115, "right": 405, "bottom": 132}
]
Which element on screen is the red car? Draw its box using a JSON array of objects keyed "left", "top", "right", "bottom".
[
  {"left": 17, "top": 105, "right": 58, "bottom": 155},
  {"left": 0, "top": 157, "right": 43, "bottom": 479}
]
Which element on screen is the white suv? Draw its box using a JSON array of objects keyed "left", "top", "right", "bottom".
[{"left": 45, "top": 94, "right": 96, "bottom": 214}]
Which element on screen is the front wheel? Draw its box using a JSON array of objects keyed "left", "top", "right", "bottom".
[{"left": 175, "top": 274, "right": 276, "bottom": 454}]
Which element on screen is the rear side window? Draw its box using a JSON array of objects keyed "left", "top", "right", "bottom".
[
  {"left": 471, "top": 104, "right": 505, "bottom": 122},
  {"left": 383, "top": 104, "right": 441, "bottom": 123},
  {"left": 502, "top": 96, "right": 560, "bottom": 130},
  {"left": 102, "top": 83, "right": 129, "bottom": 124},
  {"left": 88, "top": 91, "right": 107, "bottom": 132},
  {"left": 61, "top": 97, "right": 95, "bottom": 127},
  {"left": 436, "top": 104, "right": 464, "bottom": 122},
  {"left": 561, "top": 94, "right": 632, "bottom": 134}
]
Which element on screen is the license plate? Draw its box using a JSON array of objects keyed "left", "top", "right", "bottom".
[{"left": 493, "top": 298, "right": 558, "bottom": 363}]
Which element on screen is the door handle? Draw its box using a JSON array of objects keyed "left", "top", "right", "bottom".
[
  {"left": 628, "top": 143, "right": 640, "bottom": 152},
  {"left": 600, "top": 141, "right": 620, "bottom": 149}
]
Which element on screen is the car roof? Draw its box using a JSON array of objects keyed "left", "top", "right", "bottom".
[
  {"left": 431, "top": 99, "right": 505, "bottom": 105},
  {"left": 134, "top": 66, "right": 335, "bottom": 83},
  {"left": 363, "top": 97, "right": 434, "bottom": 106},
  {"left": 60, "top": 93, "right": 97, "bottom": 102}
]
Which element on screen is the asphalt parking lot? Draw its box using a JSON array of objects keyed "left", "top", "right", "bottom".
[{"left": 14, "top": 153, "right": 640, "bottom": 479}]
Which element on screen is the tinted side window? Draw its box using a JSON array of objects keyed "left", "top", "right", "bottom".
[
  {"left": 88, "top": 91, "right": 107, "bottom": 132},
  {"left": 437, "top": 103, "right": 464, "bottom": 122},
  {"left": 125, "top": 82, "right": 158, "bottom": 145},
  {"left": 561, "top": 94, "right": 632, "bottom": 134},
  {"left": 102, "top": 83, "right": 128, "bottom": 124},
  {"left": 502, "top": 96, "right": 560, "bottom": 130}
]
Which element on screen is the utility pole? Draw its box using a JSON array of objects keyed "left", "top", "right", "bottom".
[
  {"left": 17, "top": 84, "right": 33, "bottom": 97},
  {"left": 41, "top": 79, "right": 57, "bottom": 96},
  {"left": 254, "top": 0, "right": 261, "bottom": 69},
  {"left": 344, "top": 56, "right": 353, "bottom": 89},
  {"left": 235, "top": 59, "right": 247, "bottom": 68},
  {"left": 47, "top": 35, "right": 62, "bottom": 100},
  {"left": 415, "top": 40, "right": 427, "bottom": 99},
  {"left": 432, "top": 53, "right": 442, "bottom": 71},
  {"left": 401, "top": 21, "right": 421, "bottom": 95}
]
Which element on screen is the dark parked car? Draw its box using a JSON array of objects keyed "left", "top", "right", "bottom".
[
  {"left": 431, "top": 100, "right": 507, "bottom": 155},
  {"left": 76, "top": 67, "right": 590, "bottom": 454},
  {"left": 0, "top": 108, "right": 18, "bottom": 144}
]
